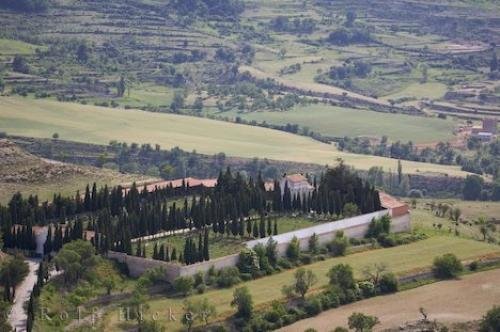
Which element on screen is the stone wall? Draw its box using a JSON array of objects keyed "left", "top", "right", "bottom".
[
  {"left": 108, "top": 210, "right": 411, "bottom": 282},
  {"left": 107, "top": 251, "right": 180, "bottom": 281},
  {"left": 246, "top": 209, "right": 412, "bottom": 256}
]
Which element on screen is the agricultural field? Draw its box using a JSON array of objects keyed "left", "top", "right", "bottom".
[
  {"left": 100, "top": 236, "right": 500, "bottom": 331},
  {"left": 0, "top": 96, "right": 471, "bottom": 177},
  {"left": 282, "top": 268, "right": 500, "bottom": 331},
  {"left": 217, "top": 103, "right": 457, "bottom": 143},
  {"left": 410, "top": 199, "right": 500, "bottom": 243}
]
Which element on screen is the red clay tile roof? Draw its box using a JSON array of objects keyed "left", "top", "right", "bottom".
[
  {"left": 284, "top": 174, "right": 308, "bottom": 183},
  {"left": 379, "top": 192, "right": 407, "bottom": 209}
]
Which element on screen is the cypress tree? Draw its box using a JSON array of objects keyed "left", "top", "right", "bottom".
[
  {"left": 238, "top": 217, "right": 244, "bottom": 237},
  {"left": 246, "top": 219, "right": 252, "bottom": 237},
  {"left": 165, "top": 246, "right": 170, "bottom": 262},
  {"left": 267, "top": 216, "right": 272, "bottom": 236},
  {"left": 252, "top": 220, "right": 259, "bottom": 238},
  {"left": 198, "top": 233, "right": 203, "bottom": 262},
  {"left": 153, "top": 242, "right": 159, "bottom": 260},
  {"left": 159, "top": 244, "right": 165, "bottom": 261},
  {"left": 171, "top": 247, "right": 177, "bottom": 261},
  {"left": 203, "top": 228, "right": 209, "bottom": 261},
  {"left": 136, "top": 239, "right": 142, "bottom": 256},
  {"left": 273, "top": 218, "right": 278, "bottom": 235},
  {"left": 259, "top": 214, "right": 266, "bottom": 238}
]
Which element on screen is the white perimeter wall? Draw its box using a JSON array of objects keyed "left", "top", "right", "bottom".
[{"left": 107, "top": 210, "right": 411, "bottom": 282}]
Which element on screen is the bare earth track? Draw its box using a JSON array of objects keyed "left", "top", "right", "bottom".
[{"left": 280, "top": 268, "right": 500, "bottom": 332}]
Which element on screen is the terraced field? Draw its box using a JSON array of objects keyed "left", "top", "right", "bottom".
[{"left": 0, "top": 96, "right": 471, "bottom": 177}]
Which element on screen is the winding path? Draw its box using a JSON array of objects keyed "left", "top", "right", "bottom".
[{"left": 8, "top": 258, "right": 40, "bottom": 332}]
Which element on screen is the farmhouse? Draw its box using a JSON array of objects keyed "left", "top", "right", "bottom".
[
  {"left": 279, "top": 173, "right": 315, "bottom": 197},
  {"left": 471, "top": 118, "right": 498, "bottom": 142}
]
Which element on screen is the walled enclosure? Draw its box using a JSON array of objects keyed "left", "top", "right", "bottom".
[{"left": 106, "top": 209, "right": 411, "bottom": 282}]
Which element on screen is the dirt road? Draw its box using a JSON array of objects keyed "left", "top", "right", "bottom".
[
  {"left": 8, "top": 258, "right": 40, "bottom": 332},
  {"left": 280, "top": 269, "right": 500, "bottom": 332}
]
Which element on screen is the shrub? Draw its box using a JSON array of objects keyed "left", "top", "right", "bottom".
[
  {"left": 196, "top": 283, "right": 206, "bottom": 294},
  {"left": 277, "top": 257, "right": 292, "bottom": 269},
  {"left": 286, "top": 236, "right": 301, "bottom": 261},
  {"left": 240, "top": 273, "right": 253, "bottom": 281},
  {"left": 365, "top": 215, "right": 391, "bottom": 238},
  {"left": 377, "top": 233, "right": 396, "bottom": 247},
  {"left": 328, "top": 231, "right": 349, "bottom": 256},
  {"left": 480, "top": 306, "right": 500, "bottom": 332},
  {"left": 433, "top": 254, "right": 463, "bottom": 279},
  {"left": 193, "top": 271, "right": 204, "bottom": 287},
  {"left": 174, "top": 276, "right": 194, "bottom": 296},
  {"left": 333, "top": 328, "right": 349, "bottom": 332},
  {"left": 348, "top": 312, "right": 380, "bottom": 332},
  {"left": 231, "top": 287, "right": 253, "bottom": 321},
  {"left": 358, "top": 281, "right": 376, "bottom": 298},
  {"left": 299, "top": 253, "right": 313, "bottom": 265},
  {"left": 216, "top": 267, "right": 241, "bottom": 288},
  {"left": 321, "top": 289, "right": 340, "bottom": 309},
  {"left": 308, "top": 233, "right": 319, "bottom": 254},
  {"left": 378, "top": 273, "right": 399, "bottom": 294},
  {"left": 303, "top": 297, "right": 322, "bottom": 316},
  {"left": 237, "top": 249, "right": 260, "bottom": 274},
  {"left": 469, "top": 261, "right": 479, "bottom": 271}
]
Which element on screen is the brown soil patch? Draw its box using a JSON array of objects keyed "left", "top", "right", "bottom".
[{"left": 280, "top": 269, "right": 500, "bottom": 332}]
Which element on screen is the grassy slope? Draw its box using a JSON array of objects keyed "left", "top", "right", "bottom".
[
  {"left": 222, "top": 104, "right": 456, "bottom": 143},
  {"left": 0, "top": 96, "right": 470, "bottom": 177},
  {"left": 0, "top": 171, "right": 147, "bottom": 204},
  {"left": 0, "top": 38, "right": 45, "bottom": 55},
  {"left": 101, "top": 236, "right": 500, "bottom": 331}
]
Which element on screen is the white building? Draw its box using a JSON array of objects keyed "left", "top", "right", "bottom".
[{"left": 279, "top": 173, "right": 314, "bottom": 198}]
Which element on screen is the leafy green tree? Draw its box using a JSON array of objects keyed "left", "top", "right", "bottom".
[
  {"left": 463, "top": 175, "right": 484, "bottom": 200},
  {"left": 432, "top": 253, "right": 463, "bottom": 279},
  {"left": 348, "top": 312, "right": 380, "bottom": 332},
  {"left": 174, "top": 276, "right": 194, "bottom": 296},
  {"left": 0, "top": 299, "right": 12, "bottom": 330},
  {"left": 328, "top": 264, "right": 355, "bottom": 290},
  {"left": 477, "top": 217, "right": 496, "bottom": 241},
  {"left": 0, "top": 255, "right": 29, "bottom": 302},
  {"left": 54, "top": 240, "right": 96, "bottom": 284},
  {"left": 231, "top": 286, "right": 253, "bottom": 321},
  {"left": 12, "top": 55, "right": 30, "bottom": 74},
  {"left": 283, "top": 268, "right": 317, "bottom": 299},
  {"left": 182, "top": 297, "right": 216, "bottom": 330}
]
